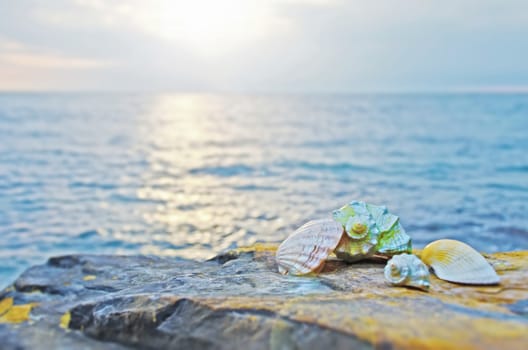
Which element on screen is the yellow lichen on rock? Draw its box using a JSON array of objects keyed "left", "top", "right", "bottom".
[
  {"left": 234, "top": 243, "right": 278, "bottom": 254},
  {"left": 0, "top": 297, "right": 14, "bottom": 316},
  {"left": 83, "top": 275, "right": 97, "bottom": 281},
  {"left": 60, "top": 311, "right": 71, "bottom": 329},
  {"left": 0, "top": 298, "right": 36, "bottom": 324},
  {"left": 187, "top": 248, "right": 528, "bottom": 350}
]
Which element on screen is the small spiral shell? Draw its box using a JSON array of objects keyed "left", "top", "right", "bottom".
[{"left": 384, "top": 253, "right": 430, "bottom": 291}]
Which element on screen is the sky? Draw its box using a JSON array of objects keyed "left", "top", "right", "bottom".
[{"left": 0, "top": 0, "right": 528, "bottom": 93}]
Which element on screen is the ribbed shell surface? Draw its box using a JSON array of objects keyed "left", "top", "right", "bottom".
[
  {"left": 332, "top": 201, "right": 412, "bottom": 260},
  {"left": 276, "top": 219, "right": 344, "bottom": 275},
  {"left": 421, "top": 239, "right": 500, "bottom": 285}
]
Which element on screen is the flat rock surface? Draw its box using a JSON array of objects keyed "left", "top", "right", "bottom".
[{"left": 1, "top": 244, "right": 527, "bottom": 350}]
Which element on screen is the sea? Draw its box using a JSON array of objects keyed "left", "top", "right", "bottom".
[{"left": 1, "top": 93, "right": 527, "bottom": 288}]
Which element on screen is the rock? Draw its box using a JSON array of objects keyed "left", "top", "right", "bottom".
[{"left": 0, "top": 244, "right": 527, "bottom": 349}]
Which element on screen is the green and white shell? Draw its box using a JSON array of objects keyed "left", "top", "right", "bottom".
[{"left": 332, "top": 201, "right": 412, "bottom": 262}]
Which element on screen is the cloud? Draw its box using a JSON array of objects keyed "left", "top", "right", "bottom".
[
  {"left": 0, "top": 35, "right": 111, "bottom": 90},
  {"left": 0, "top": 0, "right": 527, "bottom": 92},
  {"left": 0, "top": 38, "right": 108, "bottom": 69}
]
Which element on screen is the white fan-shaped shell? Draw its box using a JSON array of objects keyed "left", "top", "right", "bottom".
[
  {"left": 276, "top": 219, "right": 344, "bottom": 275},
  {"left": 421, "top": 239, "right": 500, "bottom": 285},
  {"left": 384, "top": 253, "right": 430, "bottom": 291}
]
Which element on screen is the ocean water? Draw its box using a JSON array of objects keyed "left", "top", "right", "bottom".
[{"left": 1, "top": 93, "right": 527, "bottom": 287}]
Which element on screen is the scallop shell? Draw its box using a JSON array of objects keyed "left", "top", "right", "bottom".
[
  {"left": 420, "top": 239, "right": 500, "bottom": 285},
  {"left": 276, "top": 219, "right": 344, "bottom": 275},
  {"left": 332, "top": 201, "right": 412, "bottom": 261},
  {"left": 384, "top": 253, "right": 430, "bottom": 291}
]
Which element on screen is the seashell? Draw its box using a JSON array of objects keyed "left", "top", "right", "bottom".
[
  {"left": 376, "top": 220, "right": 412, "bottom": 256},
  {"left": 333, "top": 233, "right": 374, "bottom": 262},
  {"left": 420, "top": 239, "right": 500, "bottom": 285},
  {"left": 384, "top": 253, "right": 430, "bottom": 291},
  {"left": 276, "top": 219, "right": 344, "bottom": 275},
  {"left": 332, "top": 201, "right": 412, "bottom": 262}
]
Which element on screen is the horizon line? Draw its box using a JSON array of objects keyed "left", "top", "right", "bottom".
[{"left": 1, "top": 88, "right": 528, "bottom": 96}]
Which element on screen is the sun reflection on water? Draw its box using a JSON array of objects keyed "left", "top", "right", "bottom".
[
  {"left": 2, "top": 93, "right": 527, "bottom": 288},
  {"left": 130, "top": 94, "right": 290, "bottom": 258}
]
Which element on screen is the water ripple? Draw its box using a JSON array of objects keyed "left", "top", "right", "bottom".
[{"left": 1, "top": 92, "right": 527, "bottom": 287}]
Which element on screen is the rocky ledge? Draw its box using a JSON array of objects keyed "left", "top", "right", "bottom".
[{"left": 0, "top": 244, "right": 527, "bottom": 350}]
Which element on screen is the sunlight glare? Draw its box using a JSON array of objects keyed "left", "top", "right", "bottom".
[{"left": 139, "top": 0, "right": 274, "bottom": 55}]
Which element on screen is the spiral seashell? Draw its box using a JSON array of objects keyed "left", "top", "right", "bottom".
[
  {"left": 276, "top": 219, "right": 344, "bottom": 275},
  {"left": 384, "top": 253, "right": 430, "bottom": 291},
  {"left": 420, "top": 239, "right": 500, "bottom": 285},
  {"left": 332, "top": 201, "right": 412, "bottom": 261},
  {"left": 345, "top": 219, "right": 369, "bottom": 239}
]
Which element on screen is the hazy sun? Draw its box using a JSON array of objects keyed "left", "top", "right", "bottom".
[{"left": 134, "top": 0, "right": 274, "bottom": 55}]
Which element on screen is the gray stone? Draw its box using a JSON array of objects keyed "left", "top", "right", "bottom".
[{"left": 0, "top": 246, "right": 527, "bottom": 349}]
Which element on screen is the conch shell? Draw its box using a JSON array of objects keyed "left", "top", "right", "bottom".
[
  {"left": 420, "top": 239, "right": 500, "bottom": 285},
  {"left": 384, "top": 253, "right": 430, "bottom": 291},
  {"left": 332, "top": 201, "right": 412, "bottom": 262},
  {"left": 275, "top": 219, "right": 344, "bottom": 275}
]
